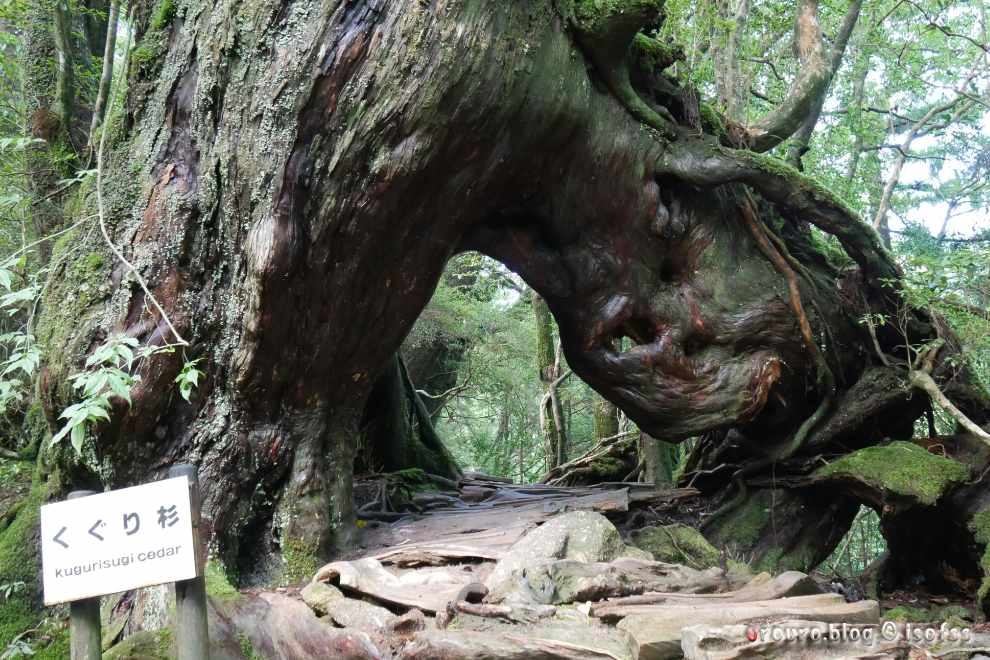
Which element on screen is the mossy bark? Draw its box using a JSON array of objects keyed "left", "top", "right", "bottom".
[{"left": 25, "top": 0, "right": 988, "bottom": 606}]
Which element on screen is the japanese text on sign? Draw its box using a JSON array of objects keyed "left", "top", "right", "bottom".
[{"left": 40, "top": 476, "right": 198, "bottom": 605}]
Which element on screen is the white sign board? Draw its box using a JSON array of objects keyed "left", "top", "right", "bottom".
[{"left": 40, "top": 476, "right": 198, "bottom": 605}]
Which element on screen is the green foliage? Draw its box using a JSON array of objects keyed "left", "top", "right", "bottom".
[
  {"left": 148, "top": 0, "right": 176, "bottom": 31},
  {"left": 0, "top": 481, "right": 70, "bottom": 659},
  {"left": 174, "top": 358, "right": 204, "bottom": 402},
  {"left": 204, "top": 561, "right": 240, "bottom": 601},
  {"left": 820, "top": 506, "right": 886, "bottom": 581}
]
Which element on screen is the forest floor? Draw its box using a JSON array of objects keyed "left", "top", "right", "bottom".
[{"left": 160, "top": 474, "right": 989, "bottom": 660}]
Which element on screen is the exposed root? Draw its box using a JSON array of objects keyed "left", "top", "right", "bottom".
[{"left": 703, "top": 194, "right": 839, "bottom": 528}]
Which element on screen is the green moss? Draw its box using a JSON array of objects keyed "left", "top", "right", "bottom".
[
  {"left": 710, "top": 489, "right": 772, "bottom": 549},
  {"left": 630, "top": 33, "right": 680, "bottom": 74},
  {"left": 149, "top": 0, "right": 176, "bottom": 31},
  {"left": 282, "top": 538, "right": 320, "bottom": 586},
  {"left": 630, "top": 524, "right": 720, "bottom": 569},
  {"left": 935, "top": 605, "right": 973, "bottom": 623},
  {"left": 0, "top": 479, "right": 70, "bottom": 658},
  {"left": 238, "top": 633, "right": 262, "bottom": 660},
  {"left": 816, "top": 442, "right": 969, "bottom": 506},
  {"left": 755, "top": 547, "right": 783, "bottom": 574},
  {"left": 131, "top": 44, "right": 157, "bottom": 66},
  {"left": 573, "top": 0, "right": 664, "bottom": 27},
  {"left": 20, "top": 403, "right": 48, "bottom": 459},
  {"left": 754, "top": 544, "right": 817, "bottom": 574},
  {"left": 883, "top": 605, "right": 930, "bottom": 623},
  {"left": 82, "top": 252, "right": 104, "bottom": 271},
  {"left": 204, "top": 561, "right": 240, "bottom": 601},
  {"left": 35, "top": 227, "right": 111, "bottom": 405},
  {"left": 969, "top": 508, "right": 990, "bottom": 610},
  {"left": 104, "top": 629, "right": 173, "bottom": 659},
  {"left": 698, "top": 102, "right": 728, "bottom": 140}
]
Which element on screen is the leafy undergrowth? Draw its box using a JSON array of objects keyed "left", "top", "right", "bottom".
[{"left": 0, "top": 467, "right": 70, "bottom": 658}]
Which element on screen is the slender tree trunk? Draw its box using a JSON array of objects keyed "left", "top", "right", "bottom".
[
  {"left": 594, "top": 398, "right": 619, "bottom": 443},
  {"left": 534, "top": 292, "right": 567, "bottom": 469},
  {"left": 88, "top": 0, "right": 120, "bottom": 145}
]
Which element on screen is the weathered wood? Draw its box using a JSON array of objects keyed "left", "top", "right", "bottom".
[
  {"left": 315, "top": 557, "right": 487, "bottom": 613},
  {"left": 616, "top": 595, "right": 880, "bottom": 660},
  {"left": 397, "top": 630, "right": 626, "bottom": 660},
  {"left": 67, "top": 490, "right": 101, "bottom": 660},
  {"left": 70, "top": 598, "right": 102, "bottom": 660},
  {"left": 680, "top": 620, "right": 905, "bottom": 660},
  {"left": 169, "top": 465, "right": 209, "bottom": 660}
]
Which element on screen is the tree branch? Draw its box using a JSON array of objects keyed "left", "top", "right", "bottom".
[{"left": 744, "top": 0, "right": 862, "bottom": 152}]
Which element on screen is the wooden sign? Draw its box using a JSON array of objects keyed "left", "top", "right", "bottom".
[{"left": 40, "top": 476, "right": 198, "bottom": 605}]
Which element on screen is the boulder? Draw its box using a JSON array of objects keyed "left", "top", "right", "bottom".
[
  {"left": 323, "top": 598, "right": 397, "bottom": 633},
  {"left": 520, "top": 558, "right": 746, "bottom": 605},
  {"left": 485, "top": 511, "right": 649, "bottom": 602}
]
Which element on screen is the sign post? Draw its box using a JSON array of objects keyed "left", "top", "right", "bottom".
[
  {"left": 67, "top": 490, "right": 101, "bottom": 660},
  {"left": 41, "top": 470, "right": 207, "bottom": 658},
  {"left": 169, "top": 464, "right": 209, "bottom": 659}
]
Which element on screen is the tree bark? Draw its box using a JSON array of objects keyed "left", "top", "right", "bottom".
[
  {"left": 20, "top": 0, "right": 988, "bottom": 603},
  {"left": 534, "top": 293, "right": 567, "bottom": 469}
]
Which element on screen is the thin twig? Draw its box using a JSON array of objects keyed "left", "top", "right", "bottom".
[{"left": 93, "top": 20, "right": 187, "bottom": 347}]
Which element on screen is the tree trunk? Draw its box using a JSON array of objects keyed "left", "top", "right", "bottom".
[
  {"left": 640, "top": 431, "right": 679, "bottom": 486},
  {"left": 593, "top": 398, "right": 619, "bottom": 443},
  {"left": 358, "top": 354, "right": 461, "bottom": 480},
  {"left": 534, "top": 292, "right": 567, "bottom": 469},
  {"left": 20, "top": 0, "right": 989, "bottom": 605}
]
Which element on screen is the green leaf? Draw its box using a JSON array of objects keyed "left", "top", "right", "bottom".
[{"left": 70, "top": 423, "right": 86, "bottom": 454}]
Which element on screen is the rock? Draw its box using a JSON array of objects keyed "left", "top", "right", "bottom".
[
  {"left": 104, "top": 630, "right": 173, "bottom": 659},
  {"left": 485, "top": 511, "right": 646, "bottom": 602},
  {"left": 630, "top": 524, "right": 720, "bottom": 569},
  {"left": 519, "top": 557, "right": 746, "bottom": 605},
  {"left": 323, "top": 597, "right": 397, "bottom": 633},
  {"left": 385, "top": 608, "right": 428, "bottom": 640},
  {"left": 616, "top": 594, "right": 879, "bottom": 660},
  {"left": 301, "top": 580, "right": 345, "bottom": 615},
  {"left": 680, "top": 620, "right": 906, "bottom": 659}
]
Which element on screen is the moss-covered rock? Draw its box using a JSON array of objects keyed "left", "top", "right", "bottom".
[
  {"left": 630, "top": 523, "right": 720, "bottom": 569},
  {"left": 882, "top": 605, "right": 930, "bottom": 622},
  {"left": 104, "top": 628, "right": 173, "bottom": 659},
  {"left": 300, "top": 581, "right": 343, "bottom": 616},
  {"left": 816, "top": 441, "right": 969, "bottom": 506},
  {"left": 969, "top": 507, "right": 990, "bottom": 613}
]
